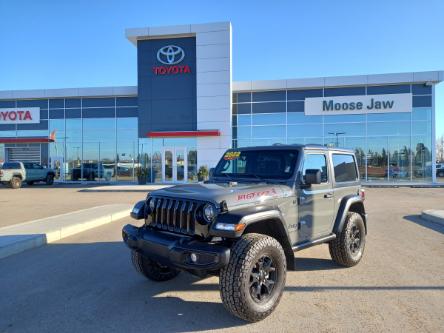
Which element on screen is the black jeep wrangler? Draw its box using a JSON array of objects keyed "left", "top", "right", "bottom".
[{"left": 122, "top": 145, "right": 367, "bottom": 322}]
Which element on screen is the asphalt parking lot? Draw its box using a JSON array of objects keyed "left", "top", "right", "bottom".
[{"left": 0, "top": 187, "right": 443, "bottom": 332}]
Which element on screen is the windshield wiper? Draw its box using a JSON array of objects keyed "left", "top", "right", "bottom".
[
  {"left": 240, "top": 173, "right": 266, "bottom": 182},
  {"left": 214, "top": 173, "right": 234, "bottom": 181}
]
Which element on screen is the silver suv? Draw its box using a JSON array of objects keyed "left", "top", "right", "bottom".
[{"left": 123, "top": 144, "right": 368, "bottom": 322}]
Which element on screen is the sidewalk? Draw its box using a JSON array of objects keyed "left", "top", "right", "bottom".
[
  {"left": 0, "top": 204, "right": 131, "bottom": 259},
  {"left": 79, "top": 184, "right": 171, "bottom": 192},
  {"left": 421, "top": 210, "right": 444, "bottom": 226}
]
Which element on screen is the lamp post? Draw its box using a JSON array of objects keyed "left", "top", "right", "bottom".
[{"left": 328, "top": 132, "right": 346, "bottom": 147}]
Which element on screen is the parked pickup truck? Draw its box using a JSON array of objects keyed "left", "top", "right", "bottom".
[{"left": 0, "top": 162, "right": 56, "bottom": 189}]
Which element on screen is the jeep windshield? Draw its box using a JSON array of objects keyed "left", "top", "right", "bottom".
[{"left": 213, "top": 149, "right": 298, "bottom": 180}]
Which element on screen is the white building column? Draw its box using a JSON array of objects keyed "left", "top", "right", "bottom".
[
  {"left": 431, "top": 84, "right": 437, "bottom": 183},
  {"left": 195, "top": 22, "right": 232, "bottom": 169}
]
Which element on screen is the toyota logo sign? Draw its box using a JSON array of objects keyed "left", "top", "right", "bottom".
[{"left": 157, "top": 45, "right": 185, "bottom": 65}]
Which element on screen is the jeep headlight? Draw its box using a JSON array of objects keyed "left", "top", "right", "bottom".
[{"left": 203, "top": 203, "right": 217, "bottom": 223}]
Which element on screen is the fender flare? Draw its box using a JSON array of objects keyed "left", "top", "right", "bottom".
[
  {"left": 211, "top": 207, "right": 295, "bottom": 270},
  {"left": 211, "top": 206, "right": 287, "bottom": 237},
  {"left": 333, "top": 195, "right": 367, "bottom": 235}
]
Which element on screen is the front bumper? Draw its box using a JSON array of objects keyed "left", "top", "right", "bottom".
[{"left": 122, "top": 224, "right": 230, "bottom": 271}]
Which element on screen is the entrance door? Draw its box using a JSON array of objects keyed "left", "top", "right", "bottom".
[{"left": 162, "top": 147, "right": 188, "bottom": 183}]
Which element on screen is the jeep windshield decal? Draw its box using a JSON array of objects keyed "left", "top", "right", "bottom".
[{"left": 223, "top": 151, "right": 241, "bottom": 160}]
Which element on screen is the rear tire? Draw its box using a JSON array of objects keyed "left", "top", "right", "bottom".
[
  {"left": 131, "top": 251, "right": 180, "bottom": 282},
  {"left": 10, "top": 177, "right": 22, "bottom": 189},
  {"left": 219, "top": 233, "right": 287, "bottom": 322},
  {"left": 329, "top": 212, "right": 366, "bottom": 267},
  {"left": 46, "top": 174, "right": 54, "bottom": 185}
]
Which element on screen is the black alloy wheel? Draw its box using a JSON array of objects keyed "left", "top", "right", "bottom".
[
  {"left": 348, "top": 224, "right": 362, "bottom": 257},
  {"left": 249, "top": 255, "right": 277, "bottom": 303}
]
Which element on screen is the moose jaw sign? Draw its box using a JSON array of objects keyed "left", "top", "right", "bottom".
[{"left": 0, "top": 107, "right": 40, "bottom": 124}]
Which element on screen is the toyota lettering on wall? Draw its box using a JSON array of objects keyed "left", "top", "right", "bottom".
[
  {"left": 152, "top": 45, "right": 191, "bottom": 75},
  {"left": 0, "top": 107, "right": 40, "bottom": 124}
]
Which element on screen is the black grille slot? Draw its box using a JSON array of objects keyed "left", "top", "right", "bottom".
[{"left": 150, "top": 197, "right": 199, "bottom": 235}]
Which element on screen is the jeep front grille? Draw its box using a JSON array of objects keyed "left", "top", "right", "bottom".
[{"left": 150, "top": 197, "right": 200, "bottom": 235}]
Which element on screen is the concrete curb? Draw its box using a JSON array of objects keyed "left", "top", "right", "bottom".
[
  {"left": 421, "top": 210, "right": 444, "bottom": 226},
  {"left": 0, "top": 204, "right": 132, "bottom": 259}
]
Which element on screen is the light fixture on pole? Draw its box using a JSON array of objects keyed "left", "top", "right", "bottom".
[{"left": 328, "top": 132, "right": 346, "bottom": 147}]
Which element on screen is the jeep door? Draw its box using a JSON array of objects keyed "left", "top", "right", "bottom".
[{"left": 297, "top": 152, "right": 335, "bottom": 242}]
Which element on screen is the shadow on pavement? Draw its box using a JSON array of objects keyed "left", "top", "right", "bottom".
[
  {"left": 0, "top": 241, "right": 243, "bottom": 332},
  {"left": 1, "top": 240, "right": 443, "bottom": 332},
  {"left": 294, "top": 257, "right": 345, "bottom": 271},
  {"left": 403, "top": 215, "right": 444, "bottom": 235}
]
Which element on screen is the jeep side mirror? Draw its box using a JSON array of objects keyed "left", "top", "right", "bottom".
[
  {"left": 304, "top": 169, "right": 322, "bottom": 185},
  {"left": 209, "top": 168, "right": 215, "bottom": 178}
]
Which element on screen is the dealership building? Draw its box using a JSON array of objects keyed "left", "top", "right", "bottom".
[{"left": 0, "top": 22, "right": 442, "bottom": 184}]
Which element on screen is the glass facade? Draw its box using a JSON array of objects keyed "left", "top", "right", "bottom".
[
  {"left": 0, "top": 96, "right": 139, "bottom": 182},
  {"left": 233, "top": 84, "right": 434, "bottom": 183},
  {"left": 0, "top": 82, "right": 437, "bottom": 184}
]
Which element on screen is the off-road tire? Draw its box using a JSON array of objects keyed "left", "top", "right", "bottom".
[
  {"left": 10, "top": 176, "right": 22, "bottom": 189},
  {"left": 46, "top": 174, "right": 54, "bottom": 185},
  {"left": 131, "top": 250, "right": 180, "bottom": 282},
  {"left": 219, "top": 233, "right": 287, "bottom": 322},
  {"left": 329, "top": 212, "right": 366, "bottom": 267}
]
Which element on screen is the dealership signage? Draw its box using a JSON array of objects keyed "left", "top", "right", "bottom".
[
  {"left": 305, "top": 93, "right": 412, "bottom": 115},
  {"left": 152, "top": 45, "right": 191, "bottom": 75},
  {"left": 0, "top": 107, "right": 40, "bottom": 124}
]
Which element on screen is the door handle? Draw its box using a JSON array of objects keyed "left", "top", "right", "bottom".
[{"left": 324, "top": 192, "right": 333, "bottom": 199}]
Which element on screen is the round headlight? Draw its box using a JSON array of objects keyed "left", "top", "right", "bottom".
[
  {"left": 203, "top": 204, "right": 217, "bottom": 222},
  {"left": 148, "top": 199, "right": 155, "bottom": 212}
]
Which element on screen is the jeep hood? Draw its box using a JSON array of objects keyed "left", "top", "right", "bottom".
[{"left": 150, "top": 183, "right": 293, "bottom": 209}]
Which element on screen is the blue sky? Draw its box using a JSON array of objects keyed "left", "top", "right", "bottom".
[{"left": 0, "top": 0, "right": 443, "bottom": 137}]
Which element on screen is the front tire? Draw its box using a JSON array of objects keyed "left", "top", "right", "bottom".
[
  {"left": 131, "top": 251, "right": 180, "bottom": 282},
  {"left": 219, "top": 233, "right": 287, "bottom": 322},
  {"left": 10, "top": 177, "right": 22, "bottom": 189},
  {"left": 329, "top": 212, "right": 366, "bottom": 267}
]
